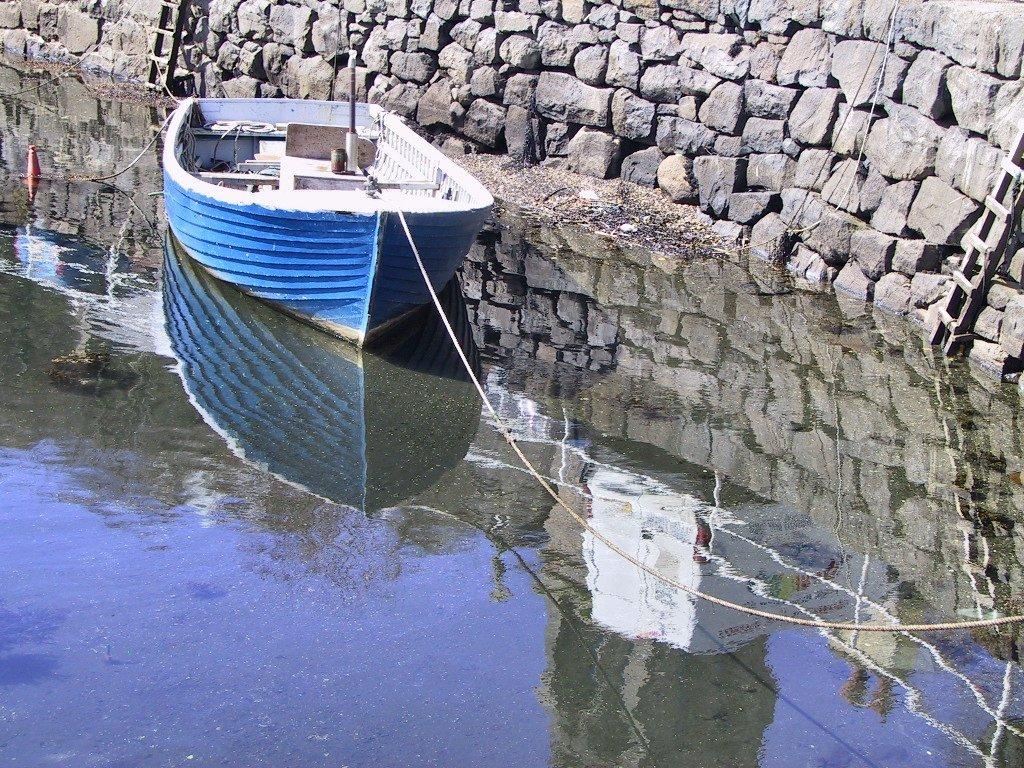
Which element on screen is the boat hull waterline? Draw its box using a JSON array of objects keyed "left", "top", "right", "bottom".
[{"left": 162, "top": 98, "right": 493, "bottom": 345}]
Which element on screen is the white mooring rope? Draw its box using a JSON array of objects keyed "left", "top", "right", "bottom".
[{"left": 396, "top": 209, "right": 1024, "bottom": 633}]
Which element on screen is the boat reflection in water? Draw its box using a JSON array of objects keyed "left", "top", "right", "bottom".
[{"left": 162, "top": 235, "right": 481, "bottom": 511}]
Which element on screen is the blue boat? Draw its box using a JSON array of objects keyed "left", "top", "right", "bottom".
[
  {"left": 162, "top": 235, "right": 482, "bottom": 510},
  {"left": 162, "top": 97, "right": 493, "bottom": 346}
]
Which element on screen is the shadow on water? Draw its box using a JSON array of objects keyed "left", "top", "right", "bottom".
[{"left": 1, "top": 63, "right": 1024, "bottom": 768}]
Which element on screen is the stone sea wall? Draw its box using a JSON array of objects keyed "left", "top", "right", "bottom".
[
  {"left": 463, "top": 209, "right": 1024, "bottom": 628},
  {"left": 3, "top": 0, "right": 1024, "bottom": 373}
]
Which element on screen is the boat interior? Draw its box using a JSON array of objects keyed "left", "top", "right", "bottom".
[{"left": 176, "top": 99, "right": 476, "bottom": 204}]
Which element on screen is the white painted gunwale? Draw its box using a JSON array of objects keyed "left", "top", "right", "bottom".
[{"left": 164, "top": 97, "right": 494, "bottom": 216}]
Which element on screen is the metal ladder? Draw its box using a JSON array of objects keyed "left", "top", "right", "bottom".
[
  {"left": 928, "top": 121, "right": 1024, "bottom": 355},
  {"left": 147, "top": 0, "right": 192, "bottom": 94}
]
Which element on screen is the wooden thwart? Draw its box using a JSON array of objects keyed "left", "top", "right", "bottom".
[{"left": 928, "top": 121, "right": 1024, "bottom": 356}]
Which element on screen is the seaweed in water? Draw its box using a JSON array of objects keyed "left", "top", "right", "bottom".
[{"left": 45, "top": 350, "right": 137, "bottom": 395}]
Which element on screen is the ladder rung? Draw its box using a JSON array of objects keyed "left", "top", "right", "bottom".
[
  {"left": 984, "top": 194, "right": 1011, "bottom": 219},
  {"left": 945, "top": 332, "right": 973, "bottom": 353},
  {"left": 965, "top": 231, "right": 992, "bottom": 254},
  {"left": 1002, "top": 157, "right": 1023, "bottom": 180},
  {"left": 952, "top": 270, "right": 974, "bottom": 291},
  {"left": 149, "top": 25, "right": 176, "bottom": 36},
  {"left": 938, "top": 307, "right": 956, "bottom": 326},
  {"left": 158, "top": 0, "right": 179, "bottom": 7}
]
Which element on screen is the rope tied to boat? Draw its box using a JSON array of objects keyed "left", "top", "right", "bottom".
[{"left": 396, "top": 209, "right": 1024, "bottom": 634}]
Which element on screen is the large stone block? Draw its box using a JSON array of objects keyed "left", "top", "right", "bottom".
[
  {"left": 821, "top": 0, "right": 864, "bottom": 37},
  {"left": 833, "top": 260, "right": 874, "bottom": 300},
  {"left": 390, "top": 51, "right": 437, "bottom": 83},
  {"left": 495, "top": 10, "right": 538, "bottom": 33},
  {"left": 831, "top": 40, "right": 907, "bottom": 108},
  {"left": 789, "top": 88, "right": 840, "bottom": 146},
  {"left": 418, "top": 78, "right": 455, "bottom": 125},
  {"left": 470, "top": 67, "right": 502, "bottom": 98},
  {"left": 975, "top": 307, "right": 1003, "bottom": 342},
  {"left": 935, "top": 127, "right": 1002, "bottom": 202},
  {"left": 699, "top": 81, "right": 745, "bottom": 134},
  {"left": 574, "top": 45, "right": 608, "bottom": 86},
  {"left": 640, "top": 24, "right": 681, "bottom": 61},
  {"left": 657, "top": 154, "right": 697, "bottom": 202},
  {"left": 850, "top": 228, "right": 894, "bottom": 280},
  {"left": 747, "top": 153, "right": 795, "bottom": 191},
  {"left": 892, "top": 238, "right": 943, "bottom": 275},
  {"left": 567, "top": 128, "right": 622, "bottom": 178},
  {"left": 680, "top": 32, "right": 751, "bottom": 80},
  {"left": 902, "top": 50, "right": 953, "bottom": 119},
  {"left": 906, "top": 176, "right": 980, "bottom": 245},
  {"left": 859, "top": 168, "right": 888, "bottom": 213},
  {"left": 863, "top": 105, "right": 943, "bottom": 180},
  {"left": 236, "top": 0, "right": 271, "bottom": 39},
  {"left": 537, "top": 21, "right": 585, "bottom": 66},
  {"left": 780, "top": 188, "right": 861, "bottom": 266},
  {"left": 831, "top": 104, "right": 875, "bottom": 157},
  {"left": 728, "top": 191, "right": 777, "bottom": 224},
  {"left": 793, "top": 149, "right": 836, "bottom": 191},
  {"left": 789, "top": 243, "right": 837, "bottom": 283},
  {"left": 777, "top": 28, "right": 832, "bottom": 87},
  {"left": 910, "top": 272, "right": 949, "bottom": 308},
  {"left": 535, "top": 72, "right": 613, "bottom": 127},
  {"left": 462, "top": 98, "right": 506, "bottom": 147},
  {"left": 694, "top": 155, "right": 746, "bottom": 216},
  {"left": 474, "top": 28, "right": 501, "bottom": 65},
  {"left": 621, "top": 146, "right": 665, "bottom": 187},
  {"left": 870, "top": 180, "right": 918, "bottom": 236},
  {"left": 55, "top": 6, "right": 98, "bottom": 54},
  {"left": 545, "top": 122, "right": 576, "bottom": 156},
  {"left": 640, "top": 63, "right": 720, "bottom": 102},
  {"left": 748, "top": 0, "right": 818, "bottom": 35},
  {"left": 1000, "top": 299, "right": 1024, "bottom": 358},
  {"left": 269, "top": 4, "right": 314, "bottom": 52},
  {"left": 419, "top": 14, "right": 448, "bottom": 50},
  {"left": 655, "top": 116, "right": 715, "bottom": 154},
  {"left": 451, "top": 18, "right": 482, "bottom": 49},
  {"left": 612, "top": 89, "right": 656, "bottom": 140},
  {"left": 742, "top": 118, "right": 786, "bottom": 154},
  {"left": 499, "top": 34, "right": 541, "bottom": 69},
  {"left": 607, "top": 39, "right": 640, "bottom": 89},
  {"left": 899, "top": 0, "right": 1024, "bottom": 79},
  {"left": 873, "top": 272, "right": 912, "bottom": 315},
  {"left": 437, "top": 42, "right": 473, "bottom": 83},
  {"left": 743, "top": 80, "right": 798, "bottom": 119},
  {"left": 991, "top": 80, "right": 1024, "bottom": 152},
  {"left": 505, "top": 104, "right": 542, "bottom": 164},
  {"left": 503, "top": 73, "right": 538, "bottom": 107},
  {"left": 820, "top": 158, "right": 864, "bottom": 213},
  {"left": 946, "top": 65, "right": 1004, "bottom": 136},
  {"left": 296, "top": 56, "right": 336, "bottom": 101},
  {"left": 749, "top": 212, "right": 793, "bottom": 262}
]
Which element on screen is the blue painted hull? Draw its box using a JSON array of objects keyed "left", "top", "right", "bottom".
[{"left": 163, "top": 170, "right": 486, "bottom": 345}]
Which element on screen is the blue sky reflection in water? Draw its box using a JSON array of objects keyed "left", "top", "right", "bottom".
[{"left": 1, "top": 65, "right": 1024, "bottom": 767}]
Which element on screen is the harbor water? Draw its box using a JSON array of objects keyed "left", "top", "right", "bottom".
[{"left": 2, "top": 65, "right": 1024, "bottom": 768}]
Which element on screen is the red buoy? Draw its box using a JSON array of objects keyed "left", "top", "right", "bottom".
[
  {"left": 25, "top": 144, "right": 41, "bottom": 180},
  {"left": 24, "top": 144, "right": 40, "bottom": 203}
]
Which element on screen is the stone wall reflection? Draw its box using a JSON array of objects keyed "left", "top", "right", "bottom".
[
  {"left": 460, "top": 207, "right": 1024, "bottom": 629},
  {"left": 0, "top": 65, "right": 165, "bottom": 264}
]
